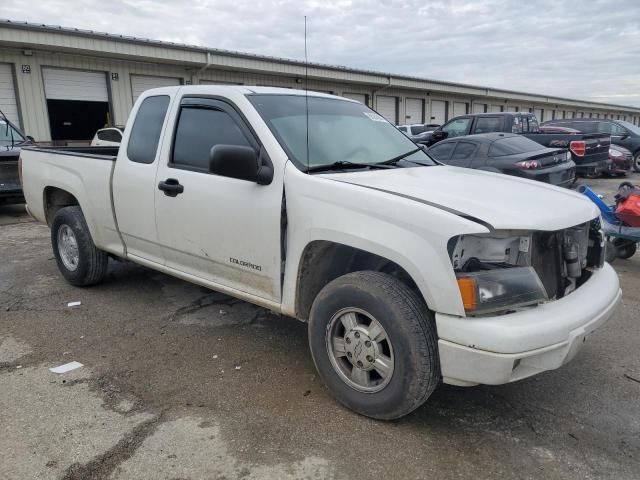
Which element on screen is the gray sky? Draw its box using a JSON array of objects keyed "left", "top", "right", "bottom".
[{"left": 4, "top": 0, "right": 640, "bottom": 106}]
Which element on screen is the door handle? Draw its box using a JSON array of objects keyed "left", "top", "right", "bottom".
[{"left": 158, "top": 178, "right": 184, "bottom": 197}]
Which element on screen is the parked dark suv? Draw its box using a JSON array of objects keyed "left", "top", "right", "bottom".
[{"left": 542, "top": 119, "right": 640, "bottom": 172}]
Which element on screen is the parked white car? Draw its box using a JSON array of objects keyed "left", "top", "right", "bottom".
[
  {"left": 20, "top": 86, "right": 621, "bottom": 419},
  {"left": 90, "top": 127, "right": 123, "bottom": 146}
]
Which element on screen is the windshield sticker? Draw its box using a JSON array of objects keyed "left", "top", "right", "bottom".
[{"left": 363, "top": 112, "right": 387, "bottom": 122}]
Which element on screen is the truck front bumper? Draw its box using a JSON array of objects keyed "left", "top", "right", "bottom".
[{"left": 436, "top": 263, "right": 622, "bottom": 386}]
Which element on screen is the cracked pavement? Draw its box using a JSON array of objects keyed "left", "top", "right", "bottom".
[{"left": 1, "top": 174, "right": 640, "bottom": 480}]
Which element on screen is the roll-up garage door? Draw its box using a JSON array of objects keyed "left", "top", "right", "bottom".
[
  {"left": 430, "top": 100, "right": 446, "bottom": 124},
  {"left": 43, "top": 68, "right": 108, "bottom": 102},
  {"left": 131, "top": 75, "right": 181, "bottom": 104},
  {"left": 376, "top": 96, "right": 397, "bottom": 123},
  {"left": 472, "top": 103, "right": 485, "bottom": 114},
  {"left": 489, "top": 104, "right": 502, "bottom": 113},
  {"left": 452, "top": 102, "right": 467, "bottom": 118},
  {"left": 43, "top": 68, "right": 110, "bottom": 141},
  {"left": 534, "top": 108, "right": 543, "bottom": 121},
  {"left": 404, "top": 98, "right": 423, "bottom": 124},
  {"left": 0, "top": 64, "right": 20, "bottom": 127},
  {"left": 506, "top": 106, "right": 517, "bottom": 112},
  {"left": 343, "top": 92, "right": 367, "bottom": 105}
]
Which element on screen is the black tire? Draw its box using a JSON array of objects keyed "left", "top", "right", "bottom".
[
  {"left": 632, "top": 152, "right": 640, "bottom": 173},
  {"left": 51, "top": 206, "right": 108, "bottom": 286},
  {"left": 308, "top": 271, "right": 439, "bottom": 420},
  {"left": 614, "top": 238, "right": 637, "bottom": 260}
]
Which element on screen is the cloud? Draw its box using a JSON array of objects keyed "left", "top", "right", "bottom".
[{"left": 3, "top": 0, "right": 639, "bottom": 106}]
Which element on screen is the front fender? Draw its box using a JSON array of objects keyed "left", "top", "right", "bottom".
[{"left": 281, "top": 166, "right": 488, "bottom": 317}]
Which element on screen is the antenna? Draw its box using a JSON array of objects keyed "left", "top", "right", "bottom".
[{"left": 304, "top": 16, "right": 310, "bottom": 173}]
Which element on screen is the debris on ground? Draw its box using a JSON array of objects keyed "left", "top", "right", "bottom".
[
  {"left": 49, "top": 361, "right": 83, "bottom": 374},
  {"left": 67, "top": 301, "right": 81, "bottom": 307}
]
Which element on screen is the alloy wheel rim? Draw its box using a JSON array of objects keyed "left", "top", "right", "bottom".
[
  {"left": 326, "top": 307, "right": 394, "bottom": 393},
  {"left": 57, "top": 225, "right": 80, "bottom": 271}
]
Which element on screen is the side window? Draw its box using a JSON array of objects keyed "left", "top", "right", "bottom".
[
  {"left": 473, "top": 116, "right": 502, "bottom": 134},
  {"left": 127, "top": 95, "right": 170, "bottom": 164},
  {"left": 428, "top": 141, "right": 456, "bottom": 162},
  {"left": 172, "top": 106, "right": 252, "bottom": 171},
  {"left": 449, "top": 141, "right": 477, "bottom": 166},
  {"left": 442, "top": 118, "right": 471, "bottom": 138},
  {"left": 611, "top": 123, "right": 627, "bottom": 136},
  {"left": 596, "top": 121, "right": 613, "bottom": 134}
]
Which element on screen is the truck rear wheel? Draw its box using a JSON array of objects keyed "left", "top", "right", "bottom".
[
  {"left": 51, "top": 206, "right": 108, "bottom": 286},
  {"left": 308, "top": 271, "right": 439, "bottom": 420}
]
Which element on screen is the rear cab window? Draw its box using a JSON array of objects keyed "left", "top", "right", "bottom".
[{"left": 127, "top": 95, "right": 170, "bottom": 164}]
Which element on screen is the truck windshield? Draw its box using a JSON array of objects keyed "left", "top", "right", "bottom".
[
  {"left": 0, "top": 120, "right": 26, "bottom": 148},
  {"left": 248, "top": 94, "right": 435, "bottom": 171}
]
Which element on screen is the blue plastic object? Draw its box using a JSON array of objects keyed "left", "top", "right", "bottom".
[{"left": 576, "top": 184, "right": 619, "bottom": 225}]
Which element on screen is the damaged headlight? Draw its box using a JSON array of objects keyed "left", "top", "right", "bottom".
[
  {"left": 456, "top": 267, "right": 548, "bottom": 314},
  {"left": 449, "top": 232, "right": 548, "bottom": 315}
]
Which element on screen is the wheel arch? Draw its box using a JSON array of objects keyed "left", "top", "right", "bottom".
[
  {"left": 43, "top": 186, "right": 80, "bottom": 226},
  {"left": 294, "top": 240, "right": 424, "bottom": 321}
]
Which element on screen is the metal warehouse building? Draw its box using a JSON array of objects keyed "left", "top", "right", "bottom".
[{"left": 1, "top": 19, "right": 639, "bottom": 143}]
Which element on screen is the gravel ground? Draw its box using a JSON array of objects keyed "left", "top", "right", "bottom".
[{"left": 1, "top": 173, "right": 639, "bottom": 480}]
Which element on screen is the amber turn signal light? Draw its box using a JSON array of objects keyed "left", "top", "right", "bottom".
[{"left": 456, "top": 277, "right": 478, "bottom": 311}]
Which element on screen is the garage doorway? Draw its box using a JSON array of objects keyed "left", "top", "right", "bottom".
[
  {"left": 404, "top": 98, "right": 423, "bottom": 124},
  {"left": 376, "top": 95, "right": 398, "bottom": 124},
  {"left": 43, "top": 68, "right": 111, "bottom": 142},
  {"left": 452, "top": 102, "right": 467, "bottom": 118},
  {"left": 430, "top": 100, "right": 446, "bottom": 124}
]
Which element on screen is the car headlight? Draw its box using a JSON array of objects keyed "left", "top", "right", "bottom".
[
  {"left": 449, "top": 232, "right": 548, "bottom": 315},
  {"left": 456, "top": 267, "right": 548, "bottom": 314},
  {"left": 609, "top": 148, "right": 622, "bottom": 158}
]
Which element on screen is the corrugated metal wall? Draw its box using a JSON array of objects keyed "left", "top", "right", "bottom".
[{"left": 0, "top": 44, "right": 637, "bottom": 141}]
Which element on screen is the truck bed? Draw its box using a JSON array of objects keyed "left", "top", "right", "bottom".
[{"left": 20, "top": 145, "right": 124, "bottom": 256}]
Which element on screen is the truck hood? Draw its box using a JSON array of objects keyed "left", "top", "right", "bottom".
[{"left": 319, "top": 165, "right": 599, "bottom": 231}]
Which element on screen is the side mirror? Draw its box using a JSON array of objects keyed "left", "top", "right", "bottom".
[
  {"left": 209, "top": 144, "right": 273, "bottom": 185},
  {"left": 26, "top": 135, "right": 35, "bottom": 143},
  {"left": 431, "top": 130, "right": 448, "bottom": 141}
]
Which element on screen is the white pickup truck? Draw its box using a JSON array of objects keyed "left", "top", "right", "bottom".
[{"left": 20, "top": 86, "right": 622, "bottom": 419}]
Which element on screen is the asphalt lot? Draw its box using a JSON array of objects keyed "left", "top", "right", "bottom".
[{"left": 1, "top": 173, "right": 639, "bottom": 480}]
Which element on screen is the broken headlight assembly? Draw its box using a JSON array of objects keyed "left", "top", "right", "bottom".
[{"left": 448, "top": 232, "right": 548, "bottom": 315}]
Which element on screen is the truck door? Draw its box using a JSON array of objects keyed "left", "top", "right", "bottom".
[
  {"left": 153, "top": 96, "right": 283, "bottom": 303},
  {"left": 112, "top": 94, "right": 172, "bottom": 265}
]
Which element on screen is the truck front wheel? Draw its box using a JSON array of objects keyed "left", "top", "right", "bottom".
[
  {"left": 51, "top": 206, "right": 108, "bottom": 286},
  {"left": 308, "top": 271, "right": 440, "bottom": 420}
]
